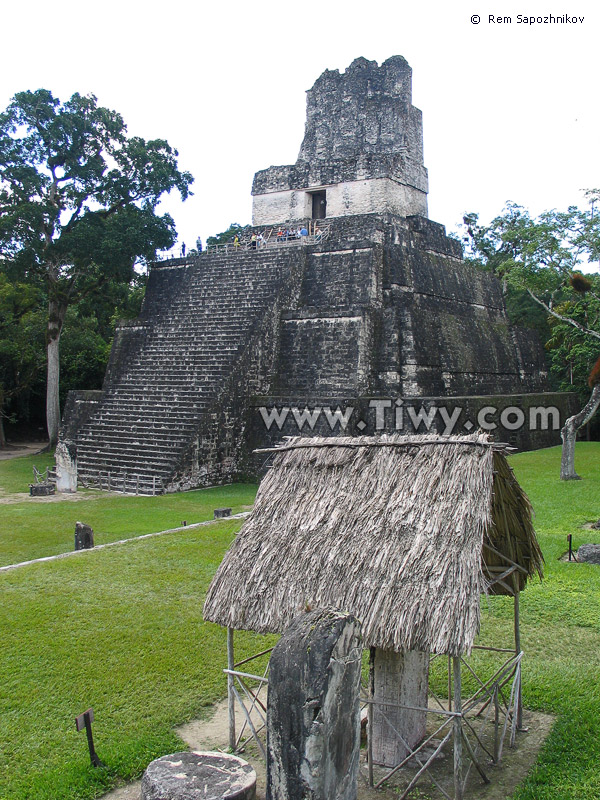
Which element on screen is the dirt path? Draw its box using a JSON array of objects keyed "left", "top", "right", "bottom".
[
  {"left": 101, "top": 698, "right": 554, "bottom": 800},
  {"left": 0, "top": 441, "right": 48, "bottom": 461},
  {"left": 0, "top": 489, "right": 102, "bottom": 505}
]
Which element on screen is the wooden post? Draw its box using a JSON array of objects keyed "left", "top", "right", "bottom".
[
  {"left": 493, "top": 684, "right": 500, "bottom": 763},
  {"left": 453, "top": 656, "right": 463, "bottom": 800},
  {"left": 368, "top": 647, "right": 375, "bottom": 786},
  {"left": 227, "top": 627, "right": 236, "bottom": 751},
  {"left": 448, "top": 654, "right": 452, "bottom": 711},
  {"left": 75, "top": 708, "right": 104, "bottom": 768},
  {"left": 371, "top": 648, "right": 429, "bottom": 768},
  {"left": 514, "top": 592, "right": 523, "bottom": 730}
]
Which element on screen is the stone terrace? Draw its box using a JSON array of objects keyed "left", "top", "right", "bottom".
[{"left": 74, "top": 246, "right": 300, "bottom": 494}]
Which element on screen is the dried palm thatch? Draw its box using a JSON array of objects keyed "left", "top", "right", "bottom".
[{"left": 203, "top": 433, "right": 543, "bottom": 656}]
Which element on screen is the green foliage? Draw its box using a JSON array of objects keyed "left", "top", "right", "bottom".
[
  {"left": 0, "top": 89, "right": 193, "bottom": 276},
  {"left": 0, "top": 270, "right": 148, "bottom": 435},
  {"left": 505, "top": 283, "right": 553, "bottom": 350},
  {"left": 58, "top": 308, "right": 110, "bottom": 405},
  {"left": 0, "top": 88, "right": 193, "bottom": 442},
  {"left": 462, "top": 202, "right": 600, "bottom": 290},
  {"left": 206, "top": 222, "right": 250, "bottom": 247},
  {"left": 0, "top": 274, "right": 46, "bottom": 439},
  {"left": 547, "top": 314, "right": 600, "bottom": 401},
  {"left": 462, "top": 200, "right": 600, "bottom": 415}
]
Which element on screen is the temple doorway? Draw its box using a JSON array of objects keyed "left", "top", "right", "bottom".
[{"left": 311, "top": 191, "right": 327, "bottom": 219}]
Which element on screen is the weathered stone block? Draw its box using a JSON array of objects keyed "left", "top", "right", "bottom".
[
  {"left": 214, "top": 507, "right": 232, "bottom": 519},
  {"left": 577, "top": 544, "right": 600, "bottom": 565},
  {"left": 29, "top": 483, "right": 55, "bottom": 497},
  {"left": 266, "top": 609, "right": 362, "bottom": 800},
  {"left": 141, "top": 751, "right": 256, "bottom": 800},
  {"left": 74, "top": 522, "right": 94, "bottom": 550}
]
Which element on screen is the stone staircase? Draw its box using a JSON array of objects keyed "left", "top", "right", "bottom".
[{"left": 74, "top": 249, "right": 295, "bottom": 493}]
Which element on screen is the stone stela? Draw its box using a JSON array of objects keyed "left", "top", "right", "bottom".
[
  {"left": 74, "top": 521, "right": 94, "bottom": 551},
  {"left": 266, "top": 609, "right": 362, "bottom": 800}
]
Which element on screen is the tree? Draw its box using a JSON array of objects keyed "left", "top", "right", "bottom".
[
  {"left": 206, "top": 222, "right": 250, "bottom": 248},
  {"left": 462, "top": 200, "right": 600, "bottom": 480},
  {"left": 0, "top": 89, "right": 193, "bottom": 446},
  {"left": 0, "top": 274, "right": 45, "bottom": 447}
]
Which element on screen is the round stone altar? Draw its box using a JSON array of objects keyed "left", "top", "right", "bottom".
[{"left": 141, "top": 751, "right": 256, "bottom": 800}]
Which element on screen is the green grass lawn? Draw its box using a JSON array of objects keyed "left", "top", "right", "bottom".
[
  {"left": 502, "top": 443, "right": 600, "bottom": 800},
  {"left": 0, "top": 453, "right": 257, "bottom": 567},
  {"left": 0, "top": 450, "right": 56, "bottom": 494},
  {"left": 0, "top": 443, "right": 599, "bottom": 799}
]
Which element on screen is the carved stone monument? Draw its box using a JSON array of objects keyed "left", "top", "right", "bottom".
[
  {"left": 267, "top": 609, "right": 362, "bottom": 800},
  {"left": 141, "top": 751, "right": 256, "bottom": 800},
  {"left": 74, "top": 521, "right": 94, "bottom": 551}
]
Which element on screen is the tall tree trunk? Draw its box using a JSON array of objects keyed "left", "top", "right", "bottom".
[
  {"left": 0, "top": 388, "right": 6, "bottom": 449},
  {"left": 560, "top": 383, "right": 600, "bottom": 480},
  {"left": 46, "top": 298, "right": 68, "bottom": 449}
]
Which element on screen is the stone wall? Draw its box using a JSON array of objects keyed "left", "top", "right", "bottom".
[
  {"left": 252, "top": 56, "right": 428, "bottom": 226},
  {"left": 252, "top": 178, "right": 428, "bottom": 227},
  {"left": 244, "top": 391, "right": 579, "bottom": 478},
  {"left": 59, "top": 212, "right": 572, "bottom": 492}
]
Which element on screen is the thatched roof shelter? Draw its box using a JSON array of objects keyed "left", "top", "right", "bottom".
[{"left": 203, "top": 433, "right": 543, "bottom": 657}]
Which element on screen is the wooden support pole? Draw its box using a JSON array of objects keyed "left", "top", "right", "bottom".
[
  {"left": 368, "top": 647, "right": 375, "bottom": 787},
  {"left": 461, "top": 729, "right": 490, "bottom": 785},
  {"left": 453, "top": 656, "right": 463, "bottom": 800},
  {"left": 493, "top": 685, "right": 500, "bottom": 763},
  {"left": 514, "top": 592, "right": 523, "bottom": 730},
  {"left": 227, "top": 627, "right": 236, "bottom": 750},
  {"left": 231, "top": 682, "right": 267, "bottom": 761}
]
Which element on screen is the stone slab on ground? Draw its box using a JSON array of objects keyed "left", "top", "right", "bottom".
[
  {"left": 577, "top": 543, "right": 600, "bottom": 564},
  {"left": 141, "top": 751, "right": 255, "bottom": 800}
]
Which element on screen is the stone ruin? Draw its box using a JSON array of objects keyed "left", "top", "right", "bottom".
[
  {"left": 266, "top": 609, "right": 362, "bottom": 800},
  {"left": 57, "top": 56, "right": 577, "bottom": 493}
]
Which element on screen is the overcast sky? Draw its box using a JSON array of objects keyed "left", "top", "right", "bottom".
[{"left": 2, "top": 0, "right": 598, "bottom": 253}]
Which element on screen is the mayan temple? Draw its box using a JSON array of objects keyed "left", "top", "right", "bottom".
[{"left": 57, "top": 56, "right": 573, "bottom": 494}]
